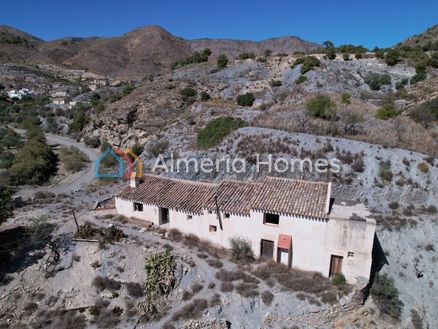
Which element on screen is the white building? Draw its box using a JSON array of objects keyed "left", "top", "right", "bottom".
[
  {"left": 115, "top": 174, "right": 376, "bottom": 284},
  {"left": 7, "top": 88, "right": 33, "bottom": 100}
]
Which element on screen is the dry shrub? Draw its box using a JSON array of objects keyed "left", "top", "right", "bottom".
[
  {"left": 168, "top": 228, "right": 183, "bottom": 242},
  {"left": 235, "top": 282, "right": 259, "bottom": 298},
  {"left": 34, "top": 309, "right": 87, "bottom": 329},
  {"left": 215, "top": 269, "right": 259, "bottom": 284},
  {"left": 182, "top": 283, "right": 203, "bottom": 301},
  {"left": 253, "top": 263, "right": 272, "bottom": 280},
  {"left": 92, "top": 276, "right": 121, "bottom": 292},
  {"left": 207, "top": 258, "right": 223, "bottom": 268},
  {"left": 171, "top": 299, "right": 208, "bottom": 321},
  {"left": 261, "top": 290, "right": 274, "bottom": 305},
  {"left": 417, "top": 162, "right": 429, "bottom": 173},
  {"left": 220, "top": 282, "right": 234, "bottom": 292},
  {"left": 321, "top": 291, "right": 338, "bottom": 304},
  {"left": 126, "top": 282, "right": 144, "bottom": 298},
  {"left": 210, "top": 293, "right": 221, "bottom": 307}
]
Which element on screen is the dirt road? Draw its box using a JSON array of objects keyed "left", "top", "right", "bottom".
[{"left": 13, "top": 129, "right": 100, "bottom": 198}]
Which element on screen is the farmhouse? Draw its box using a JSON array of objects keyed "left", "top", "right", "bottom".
[{"left": 115, "top": 174, "right": 376, "bottom": 284}]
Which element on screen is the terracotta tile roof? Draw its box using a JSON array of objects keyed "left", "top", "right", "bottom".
[
  {"left": 205, "top": 180, "right": 261, "bottom": 216},
  {"left": 116, "top": 175, "right": 331, "bottom": 219},
  {"left": 251, "top": 176, "right": 330, "bottom": 219},
  {"left": 116, "top": 174, "right": 216, "bottom": 215}
]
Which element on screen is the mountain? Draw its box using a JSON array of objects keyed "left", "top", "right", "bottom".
[
  {"left": 0, "top": 25, "right": 320, "bottom": 80},
  {"left": 0, "top": 25, "right": 42, "bottom": 63},
  {"left": 189, "top": 36, "right": 319, "bottom": 58}
]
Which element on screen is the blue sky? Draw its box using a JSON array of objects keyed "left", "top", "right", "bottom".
[{"left": 1, "top": 0, "right": 437, "bottom": 48}]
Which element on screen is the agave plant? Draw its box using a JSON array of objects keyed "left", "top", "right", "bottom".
[{"left": 144, "top": 248, "right": 176, "bottom": 296}]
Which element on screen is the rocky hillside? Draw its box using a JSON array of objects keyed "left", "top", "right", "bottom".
[
  {"left": 189, "top": 35, "right": 319, "bottom": 58},
  {"left": 0, "top": 25, "right": 320, "bottom": 80},
  {"left": 400, "top": 23, "right": 438, "bottom": 47}
]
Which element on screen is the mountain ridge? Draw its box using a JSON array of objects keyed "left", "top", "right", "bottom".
[{"left": 0, "top": 25, "right": 320, "bottom": 79}]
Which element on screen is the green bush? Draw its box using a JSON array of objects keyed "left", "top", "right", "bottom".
[
  {"left": 385, "top": 49, "right": 400, "bottom": 66},
  {"left": 196, "top": 117, "right": 246, "bottom": 149},
  {"left": 379, "top": 161, "right": 393, "bottom": 182},
  {"left": 60, "top": 146, "right": 89, "bottom": 173},
  {"left": 270, "top": 80, "right": 282, "bottom": 87},
  {"left": 305, "top": 95, "right": 336, "bottom": 120},
  {"left": 430, "top": 52, "right": 438, "bottom": 68},
  {"left": 293, "top": 56, "right": 321, "bottom": 74},
  {"left": 325, "top": 47, "right": 336, "bottom": 60},
  {"left": 376, "top": 104, "right": 401, "bottom": 120},
  {"left": 217, "top": 54, "right": 228, "bottom": 69},
  {"left": 84, "top": 136, "right": 101, "bottom": 148},
  {"left": 371, "top": 273, "right": 403, "bottom": 319},
  {"left": 331, "top": 273, "right": 346, "bottom": 286},
  {"left": 365, "top": 73, "right": 391, "bottom": 91},
  {"left": 229, "top": 237, "right": 254, "bottom": 263},
  {"left": 341, "top": 92, "right": 351, "bottom": 104},
  {"left": 343, "top": 53, "right": 350, "bottom": 61},
  {"left": 200, "top": 91, "right": 210, "bottom": 101},
  {"left": 172, "top": 48, "right": 211, "bottom": 69},
  {"left": 236, "top": 93, "right": 255, "bottom": 107},
  {"left": 239, "top": 52, "right": 255, "bottom": 60},
  {"left": 0, "top": 186, "right": 13, "bottom": 225},
  {"left": 0, "top": 151, "right": 15, "bottom": 169},
  {"left": 10, "top": 127, "right": 57, "bottom": 185},
  {"left": 180, "top": 87, "right": 197, "bottom": 101},
  {"left": 296, "top": 75, "right": 307, "bottom": 84}
]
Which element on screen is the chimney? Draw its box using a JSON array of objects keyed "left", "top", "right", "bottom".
[{"left": 130, "top": 172, "right": 139, "bottom": 188}]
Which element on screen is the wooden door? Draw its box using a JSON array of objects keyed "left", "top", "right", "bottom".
[
  {"left": 329, "top": 255, "right": 343, "bottom": 276},
  {"left": 260, "top": 239, "right": 274, "bottom": 259}
]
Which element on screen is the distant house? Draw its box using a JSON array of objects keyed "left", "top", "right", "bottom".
[
  {"left": 115, "top": 174, "right": 376, "bottom": 283},
  {"left": 7, "top": 88, "right": 33, "bottom": 100}
]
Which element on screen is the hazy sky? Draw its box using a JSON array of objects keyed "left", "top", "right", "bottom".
[{"left": 1, "top": 0, "right": 437, "bottom": 48}]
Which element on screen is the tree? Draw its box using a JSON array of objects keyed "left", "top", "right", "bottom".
[
  {"left": 430, "top": 52, "right": 438, "bottom": 68},
  {"left": 375, "top": 48, "right": 385, "bottom": 59},
  {"left": 305, "top": 95, "right": 337, "bottom": 120},
  {"left": 323, "top": 40, "right": 334, "bottom": 49},
  {"left": 10, "top": 126, "right": 57, "bottom": 185},
  {"left": 371, "top": 273, "right": 403, "bottom": 319},
  {"left": 217, "top": 54, "right": 228, "bottom": 69},
  {"left": 325, "top": 47, "right": 336, "bottom": 60},
  {"left": 343, "top": 53, "right": 350, "bottom": 61},
  {"left": 0, "top": 186, "right": 13, "bottom": 225},
  {"left": 385, "top": 49, "right": 400, "bottom": 66}
]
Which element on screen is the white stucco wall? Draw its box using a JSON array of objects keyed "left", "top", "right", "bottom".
[{"left": 115, "top": 197, "right": 376, "bottom": 283}]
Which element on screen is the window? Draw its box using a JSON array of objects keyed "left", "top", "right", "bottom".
[
  {"left": 187, "top": 214, "right": 193, "bottom": 220},
  {"left": 209, "top": 225, "right": 217, "bottom": 232},
  {"left": 347, "top": 251, "right": 354, "bottom": 257},
  {"left": 133, "top": 202, "right": 143, "bottom": 211},
  {"left": 224, "top": 213, "right": 230, "bottom": 218},
  {"left": 264, "top": 213, "right": 279, "bottom": 225}
]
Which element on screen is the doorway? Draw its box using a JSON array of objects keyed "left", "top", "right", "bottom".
[
  {"left": 329, "top": 255, "right": 343, "bottom": 277},
  {"left": 159, "top": 207, "right": 169, "bottom": 225},
  {"left": 260, "top": 239, "right": 274, "bottom": 259}
]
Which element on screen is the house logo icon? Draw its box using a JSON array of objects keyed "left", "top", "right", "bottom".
[{"left": 95, "top": 146, "right": 142, "bottom": 178}]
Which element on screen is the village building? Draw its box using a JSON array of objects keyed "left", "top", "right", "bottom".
[{"left": 115, "top": 174, "right": 376, "bottom": 284}]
